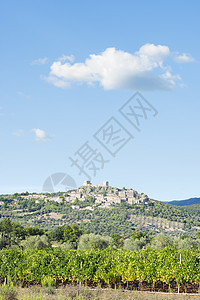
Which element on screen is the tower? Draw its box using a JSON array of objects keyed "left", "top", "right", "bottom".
[{"left": 83, "top": 180, "right": 91, "bottom": 186}]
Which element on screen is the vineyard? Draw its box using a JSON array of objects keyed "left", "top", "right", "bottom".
[{"left": 1, "top": 247, "right": 200, "bottom": 293}]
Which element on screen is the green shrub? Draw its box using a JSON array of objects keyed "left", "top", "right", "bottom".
[
  {"left": 20, "top": 235, "right": 51, "bottom": 250},
  {"left": 59, "top": 241, "right": 76, "bottom": 250},
  {"left": 124, "top": 237, "right": 148, "bottom": 250},
  {"left": 41, "top": 275, "right": 56, "bottom": 287},
  {"left": 78, "top": 233, "right": 111, "bottom": 250}
]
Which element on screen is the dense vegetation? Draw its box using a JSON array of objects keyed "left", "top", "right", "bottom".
[
  {"left": 0, "top": 247, "right": 200, "bottom": 291},
  {"left": 1, "top": 218, "right": 200, "bottom": 252},
  {"left": 1, "top": 217, "right": 200, "bottom": 294},
  {"left": 1, "top": 192, "right": 200, "bottom": 238}
]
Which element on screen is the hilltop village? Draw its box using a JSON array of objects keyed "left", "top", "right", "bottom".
[
  {"left": 67, "top": 181, "right": 149, "bottom": 206},
  {"left": 19, "top": 181, "right": 150, "bottom": 208}
]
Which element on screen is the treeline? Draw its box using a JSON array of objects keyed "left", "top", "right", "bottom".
[
  {"left": 49, "top": 224, "right": 200, "bottom": 251},
  {"left": 1, "top": 218, "right": 200, "bottom": 251},
  {"left": 2, "top": 193, "right": 200, "bottom": 237},
  {"left": 0, "top": 218, "right": 44, "bottom": 249}
]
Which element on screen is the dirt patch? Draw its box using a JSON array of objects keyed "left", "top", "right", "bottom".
[
  {"left": 43, "top": 212, "right": 63, "bottom": 220},
  {"left": 15, "top": 285, "right": 200, "bottom": 300}
]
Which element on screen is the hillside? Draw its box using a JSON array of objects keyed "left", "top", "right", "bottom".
[
  {"left": 167, "top": 197, "right": 200, "bottom": 206},
  {"left": 1, "top": 181, "right": 200, "bottom": 238}
]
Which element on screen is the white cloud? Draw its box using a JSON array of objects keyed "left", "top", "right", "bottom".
[
  {"left": 58, "top": 54, "right": 75, "bottom": 63},
  {"left": 41, "top": 75, "right": 70, "bottom": 88},
  {"left": 43, "top": 44, "right": 193, "bottom": 91},
  {"left": 174, "top": 53, "right": 194, "bottom": 63},
  {"left": 31, "top": 57, "right": 48, "bottom": 65},
  {"left": 32, "top": 128, "right": 51, "bottom": 142},
  {"left": 12, "top": 129, "right": 24, "bottom": 137}
]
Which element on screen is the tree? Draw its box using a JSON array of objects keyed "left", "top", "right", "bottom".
[
  {"left": 0, "top": 233, "right": 6, "bottom": 249},
  {"left": 111, "top": 234, "right": 124, "bottom": 248},
  {"left": 0, "top": 218, "right": 13, "bottom": 234},
  {"left": 0, "top": 218, "right": 25, "bottom": 247},
  {"left": 195, "top": 230, "right": 200, "bottom": 239},
  {"left": 131, "top": 230, "right": 147, "bottom": 241},
  {"left": 48, "top": 226, "right": 64, "bottom": 241},
  {"left": 124, "top": 237, "right": 149, "bottom": 251},
  {"left": 63, "top": 224, "right": 82, "bottom": 248},
  {"left": 174, "top": 237, "right": 200, "bottom": 250},
  {"left": 150, "top": 234, "right": 173, "bottom": 250},
  {"left": 78, "top": 234, "right": 111, "bottom": 250},
  {"left": 180, "top": 234, "right": 190, "bottom": 240},
  {"left": 21, "top": 235, "right": 51, "bottom": 250},
  {"left": 24, "top": 226, "right": 44, "bottom": 237}
]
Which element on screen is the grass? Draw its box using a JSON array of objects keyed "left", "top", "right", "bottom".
[{"left": 0, "top": 285, "right": 199, "bottom": 300}]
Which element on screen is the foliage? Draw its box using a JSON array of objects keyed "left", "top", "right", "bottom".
[
  {"left": 63, "top": 224, "right": 83, "bottom": 248},
  {"left": 196, "top": 230, "right": 200, "bottom": 239},
  {"left": 0, "top": 218, "right": 44, "bottom": 249},
  {"left": 48, "top": 226, "right": 64, "bottom": 242},
  {"left": 150, "top": 234, "right": 173, "bottom": 250},
  {"left": 111, "top": 234, "right": 124, "bottom": 248},
  {"left": 0, "top": 248, "right": 200, "bottom": 288},
  {"left": 131, "top": 230, "right": 147, "bottom": 240},
  {"left": 41, "top": 275, "right": 56, "bottom": 287},
  {"left": 124, "top": 237, "right": 149, "bottom": 251},
  {"left": 59, "top": 241, "right": 76, "bottom": 250},
  {"left": 2, "top": 191, "right": 200, "bottom": 239},
  {"left": 20, "top": 235, "right": 51, "bottom": 250},
  {"left": 78, "top": 234, "right": 111, "bottom": 250},
  {"left": 174, "top": 237, "right": 200, "bottom": 250},
  {"left": 72, "top": 197, "right": 95, "bottom": 208}
]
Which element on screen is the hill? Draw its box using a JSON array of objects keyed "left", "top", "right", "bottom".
[
  {"left": 167, "top": 198, "right": 200, "bottom": 206},
  {"left": 1, "top": 181, "right": 200, "bottom": 238}
]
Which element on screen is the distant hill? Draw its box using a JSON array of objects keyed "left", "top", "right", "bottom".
[
  {"left": 2, "top": 184, "right": 200, "bottom": 238},
  {"left": 167, "top": 198, "right": 200, "bottom": 206}
]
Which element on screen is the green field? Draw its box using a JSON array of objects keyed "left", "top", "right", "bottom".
[{"left": 0, "top": 247, "right": 200, "bottom": 293}]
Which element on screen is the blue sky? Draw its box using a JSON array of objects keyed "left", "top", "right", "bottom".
[{"left": 0, "top": 0, "right": 200, "bottom": 201}]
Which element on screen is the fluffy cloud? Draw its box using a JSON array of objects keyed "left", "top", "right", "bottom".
[
  {"left": 174, "top": 53, "right": 194, "bottom": 63},
  {"left": 43, "top": 44, "right": 194, "bottom": 91},
  {"left": 32, "top": 128, "right": 51, "bottom": 142},
  {"left": 31, "top": 57, "right": 48, "bottom": 65}
]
